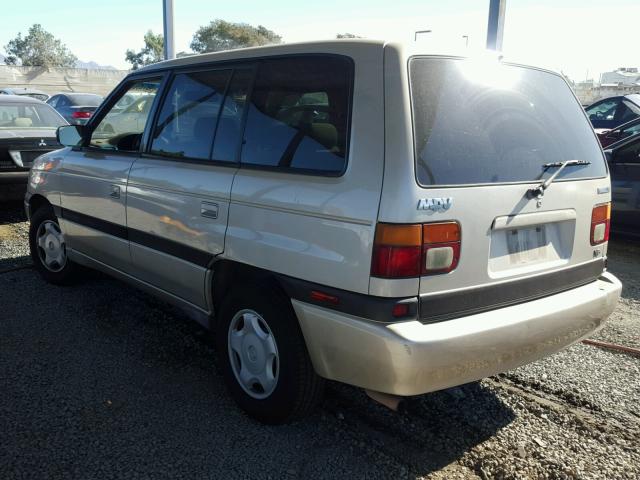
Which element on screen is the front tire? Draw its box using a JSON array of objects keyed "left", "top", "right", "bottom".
[
  {"left": 29, "top": 207, "right": 77, "bottom": 284},
  {"left": 216, "top": 281, "right": 324, "bottom": 424}
]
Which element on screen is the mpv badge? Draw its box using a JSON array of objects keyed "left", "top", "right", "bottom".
[
  {"left": 417, "top": 197, "right": 453, "bottom": 213},
  {"left": 38, "top": 139, "right": 47, "bottom": 147}
]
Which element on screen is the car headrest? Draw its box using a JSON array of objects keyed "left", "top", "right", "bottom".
[
  {"left": 310, "top": 123, "right": 338, "bottom": 150},
  {"left": 14, "top": 117, "right": 33, "bottom": 127}
]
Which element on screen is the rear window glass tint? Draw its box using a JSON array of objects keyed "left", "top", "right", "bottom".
[
  {"left": 240, "top": 56, "right": 352, "bottom": 174},
  {"left": 151, "top": 70, "right": 230, "bottom": 160},
  {"left": 411, "top": 58, "right": 607, "bottom": 186},
  {"left": 211, "top": 68, "right": 252, "bottom": 162}
]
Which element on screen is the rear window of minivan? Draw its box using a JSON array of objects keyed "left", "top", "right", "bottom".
[{"left": 410, "top": 57, "right": 607, "bottom": 186}]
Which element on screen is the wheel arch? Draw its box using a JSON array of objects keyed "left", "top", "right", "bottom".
[
  {"left": 28, "top": 194, "right": 53, "bottom": 217},
  {"left": 210, "top": 259, "right": 291, "bottom": 330}
]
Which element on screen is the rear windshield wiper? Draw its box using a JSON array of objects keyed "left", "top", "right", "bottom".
[{"left": 527, "top": 160, "right": 591, "bottom": 199}]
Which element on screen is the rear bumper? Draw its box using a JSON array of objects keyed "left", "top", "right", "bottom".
[{"left": 293, "top": 272, "right": 621, "bottom": 396}]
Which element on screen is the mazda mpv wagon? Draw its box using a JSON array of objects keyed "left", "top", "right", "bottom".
[{"left": 25, "top": 40, "right": 622, "bottom": 423}]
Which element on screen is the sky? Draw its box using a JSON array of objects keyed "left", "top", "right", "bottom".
[{"left": 1, "top": 0, "right": 638, "bottom": 81}]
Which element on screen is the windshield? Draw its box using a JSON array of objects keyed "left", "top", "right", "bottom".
[
  {"left": 0, "top": 103, "right": 67, "bottom": 128},
  {"left": 410, "top": 57, "right": 607, "bottom": 186},
  {"left": 68, "top": 94, "right": 102, "bottom": 106}
]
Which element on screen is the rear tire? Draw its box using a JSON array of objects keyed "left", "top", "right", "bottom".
[
  {"left": 215, "top": 281, "right": 324, "bottom": 424},
  {"left": 29, "top": 207, "right": 77, "bottom": 285}
]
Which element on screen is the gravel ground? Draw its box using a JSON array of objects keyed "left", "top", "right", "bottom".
[{"left": 1, "top": 202, "right": 639, "bottom": 479}]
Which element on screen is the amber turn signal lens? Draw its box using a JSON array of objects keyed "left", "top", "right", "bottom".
[
  {"left": 590, "top": 202, "right": 611, "bottom": 246},
  {"left": 374, "top": 223, "right": 422, "bottom": 246},
  {"left": 591, "top": 203, "right": 611, "bottom": 223},
  {"left": 422, "top": 222, "right": 461, "bottom": 244}
]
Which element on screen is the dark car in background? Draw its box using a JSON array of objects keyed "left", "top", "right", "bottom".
[
  {"left": 0, "top": 96, "right": 66, "bottom": 200},
  {"left": 597, "top": 116, "right": 640, "bottom": 148},
  {"left": 604, "top": 134, "right": 640, "bottom": 235},
  {"left": 585, "top": 94, "right": 640, "bottom": 131},
  {"left": 47, "top": 93, "right": 103, "bottom": 125},
  {"left": 0, "top": 87, "right": 50, "bottom": 102}
]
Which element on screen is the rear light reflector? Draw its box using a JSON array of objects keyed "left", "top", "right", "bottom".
[
  {"left": 372, "top": 221, "right": 461, "bottom": 278},
  {"left": 310, "top": 290, "right": 339, "bottom": 305},
  {"left": 72, "top": 111, "right": 92, "bottom": 119},
  {"left": 392, "top": 302, "right": 410, "bottom": 318},
  {"left": 590, "top": 203, "right": 610, "bottom": 246}
]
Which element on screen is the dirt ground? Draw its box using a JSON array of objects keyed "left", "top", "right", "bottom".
[{"left": 1, "top": 201, "right": 638, "bottom": 479}]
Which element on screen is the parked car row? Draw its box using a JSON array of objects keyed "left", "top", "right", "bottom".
[
  {"left": 0, "top": 95, "right": 65, "bottom": 199},
  {"left": 0, "top": 87, "right": 104, "bottom": 125}
]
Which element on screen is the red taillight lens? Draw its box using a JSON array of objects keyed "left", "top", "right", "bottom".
[
  {"left": 371, "top": 244, "right": 423, "bottom": 278},
  {"left": 72, "top": 111, "right": 92, "bottom": 119},
  {"left": 590, "top": 203, "right": 611, "bottom": 246},
  {"left": 371, "top": 222, "right": 461, "bottom": 278}
]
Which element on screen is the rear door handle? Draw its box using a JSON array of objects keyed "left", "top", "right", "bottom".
[
  {"left": 110, "top": 185, "right": 121, "bottom": 198},
  {"left": 201, "top": 201, "right": 219, "bottom": 219}
]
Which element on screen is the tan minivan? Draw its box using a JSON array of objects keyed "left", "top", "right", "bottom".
[{"left": 26, "top": 40, "right": 621, "bottom": 423}]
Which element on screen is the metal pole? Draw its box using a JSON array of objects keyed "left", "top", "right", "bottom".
[
  {"left": 163, "top": 0, "right": 175, "bottom": 60},
  {"left": 486, "top": 0, "right": 507, "bottom": 51}
]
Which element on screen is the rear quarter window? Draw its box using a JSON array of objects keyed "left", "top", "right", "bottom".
[
  {"left": 410, "top": 57, "right": 607, "bottom": 186},
  {"left": 240, "top": 56, "right": 353, "bottom": 175}
]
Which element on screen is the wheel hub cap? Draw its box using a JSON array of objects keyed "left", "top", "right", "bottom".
[
  {"left": 228, "top": 309, "right": 279, "bottom": 399},
  {"left": 36, "top": 220, "right": 67, "bottom": 273}
]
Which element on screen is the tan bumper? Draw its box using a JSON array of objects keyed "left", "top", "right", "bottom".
[{"left": 292, "top": 272, "right": 622, "bottom": 396}]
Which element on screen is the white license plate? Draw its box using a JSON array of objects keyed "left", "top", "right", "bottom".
[{"left": 507, "top": 226, "right": 547, "bottom": 263}]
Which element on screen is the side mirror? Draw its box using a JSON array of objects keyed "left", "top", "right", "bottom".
[{"left": 57, "top": 125, "right": 85, "bottom": 147}]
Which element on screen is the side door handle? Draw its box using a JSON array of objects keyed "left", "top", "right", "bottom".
[
  {"left": 201, "top": 201, "right": 219, "bottom": 219},
  {"left": 110, "top": 184, "right": 121, "bottom": 199}
]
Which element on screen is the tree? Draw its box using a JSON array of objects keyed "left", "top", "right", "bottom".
[
  {"left": 4, "top": 24, "right": 77, "bottom": 67},
  {"left": 190, "top": 20, "right": 281, "bottom": 53},
  {"left": 125, "top": 31, "right": 164, "bottom": 70},
  {"left": 336, "top": 33, "right": 361, "bottom": 39}
]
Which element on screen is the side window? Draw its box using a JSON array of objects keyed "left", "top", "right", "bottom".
[
  {"left": 90, "top": 78, "right": 161, "bottom": 151},
  {"left": 47, "top": 96, "right": 59, "bottom": 108},
  {"left": 587, "top": 99, "right": 619, "bottom": 121},
  {"left": 240, "top": 56, "right": 352, "bottom": 174},
  {"left": 57, "top": 96, "right": 69, "bottom": 108},
  {"left": 151, "top": 69, "right": 231, "bottom": 160},
  {"left": 211, "top": 68, "right": 253, "bottom": 162},
  {"left": 619, "top": 100, "right": 640, "bottom": 124},
  {"left": 616, "top": 141, "right": 640, "bottom": 164}
]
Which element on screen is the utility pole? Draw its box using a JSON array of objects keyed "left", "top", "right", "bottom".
[
  {"left": 486, "top": 0, "right": 506, "bottom": 51},
  {"left": 163, "top": 0, "right": 175, "bottom": 60}
]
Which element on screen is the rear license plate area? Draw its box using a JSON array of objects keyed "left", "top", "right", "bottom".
[{"left": 507, "top": 226, "right": 547, "bottom": 263}]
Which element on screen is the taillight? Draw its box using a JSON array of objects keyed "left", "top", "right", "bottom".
[
  {"left": 371, "top": 224, "right": 422, "bottom": 278},
  {"left": 371, "top": 222, "right": 461, "bottom": 279},
  {"left": 72, "top": 111, "right": 92, "bottom": 119},
  {"left": 422, "top": 222, "right": 461, "bottom": 274},
  {"left": 590, "top": 203, "right": 611, "bottom": 246}
]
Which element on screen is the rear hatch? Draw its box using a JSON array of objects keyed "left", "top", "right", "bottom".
[{"left": 377, "top": 54, "right": 611, "bottom": 322}]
